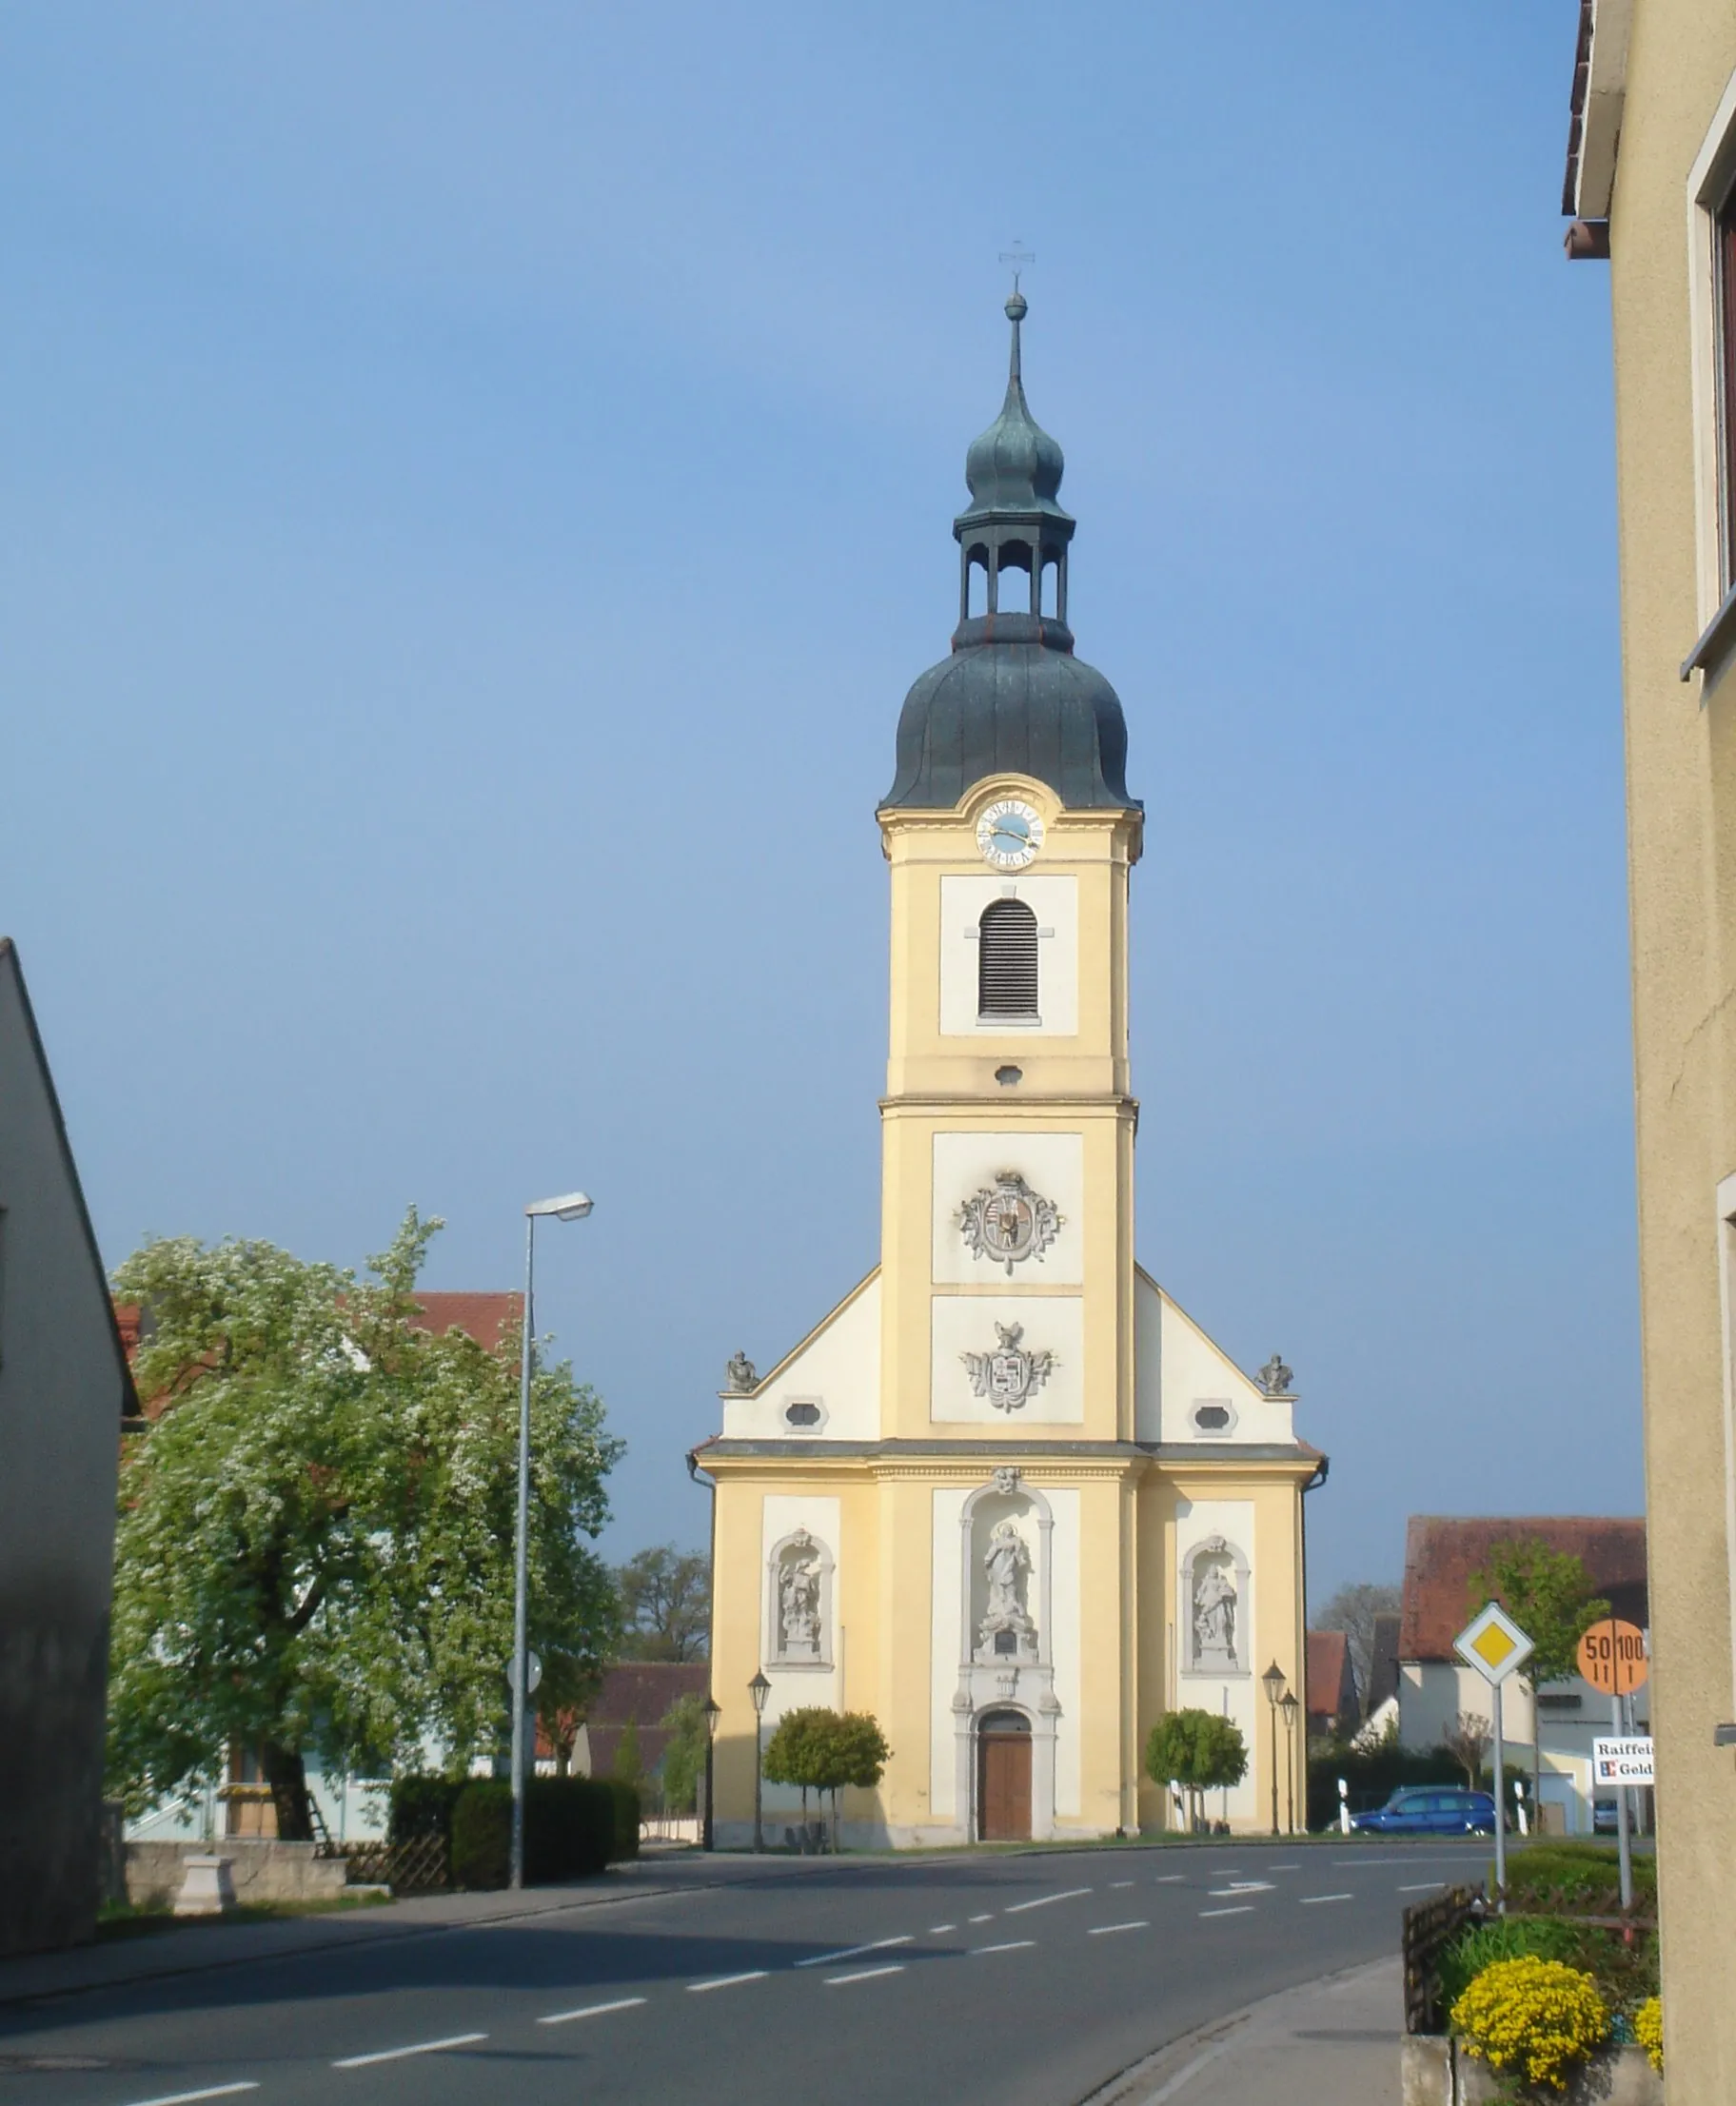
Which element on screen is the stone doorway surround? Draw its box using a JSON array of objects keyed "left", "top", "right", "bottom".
[
  {"left": 951, "top": 1467, "right": 1059, "bottom": 1840},
  {"left": 976, "top": 1709, "right": 1033, "bottom": 1840}
]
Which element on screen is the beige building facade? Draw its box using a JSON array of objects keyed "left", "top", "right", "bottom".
[
  {"left": 694, "top": 299, "right": 1321, "bottom": 1846},
  {"left": 1564, "top": 0, "right": 1736, "bottom": 2092}
]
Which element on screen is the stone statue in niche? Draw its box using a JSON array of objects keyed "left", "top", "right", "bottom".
[
  {"left": 1191, "top": 1539, "right": 1239, "bottom": 1670},
  {"left": 976, "top": 1519, "right": 1037, "bottom": 1663},
  {"left": 776, "top": 1532, "right": 823, "bottom": 1661}
]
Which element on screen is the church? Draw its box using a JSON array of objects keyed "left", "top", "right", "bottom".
[{"left": 694, "top": 293, "right": 1323, "bottom": 1844}]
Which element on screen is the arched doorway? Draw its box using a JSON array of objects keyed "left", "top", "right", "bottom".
[{"left": 976, "top": 1709, "right": 1033, "bottom": 1841}]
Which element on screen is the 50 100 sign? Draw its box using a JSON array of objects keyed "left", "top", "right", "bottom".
[{"left": 1576, "top": 1619, "right": 1647, "bottom": 1696}]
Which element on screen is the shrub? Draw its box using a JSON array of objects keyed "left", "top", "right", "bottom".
[
  {"left": 1500, "top": 1842, "right": 1656, "bottom": 1917},
  {"left": 386, "top": 1775, "right": 467, "bottom": 1847},
  {"left": 451, "top": 1781, "right": 512, "bottom": 1890},
  {"left": 603, "top": 1781, "right": 641, "bottom": 1862},
  {"left": 448, "top": 1777, "right": 632, "bottom": 1889},
  {"left": 1450, "top": 1957, "right": 1608, "bottom": 2095},
  {"left": 1146, "top": 1709, "right": 1247, "bottom": 1830},
  {"left": 1634, "top": 1996, "right": 1663, "bottom": 2074},
  {"left": 1437, "top": 1917, "right": 1584, "bottom": 2014}
]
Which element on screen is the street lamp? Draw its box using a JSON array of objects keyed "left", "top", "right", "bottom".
[
  {"left": 510, "top": 1191, "right": 594, "bottom": 1892},
  {"left": 1261, "top": 1662, "right": 1289, "bottom": 1838},
  {"left": 749, "top": 1670, "right": 772, "bottom": 1853},
  {"left": 701, "top": 1695, "right": 722, "bottom": 1851},
  {"left": 1279, "top": 1690, "right": 1300, "bottom": 1834}
]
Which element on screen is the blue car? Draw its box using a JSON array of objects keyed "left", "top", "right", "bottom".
[{"left": 1351, "top": 1787, "right": 1498, "bottom": 1837}]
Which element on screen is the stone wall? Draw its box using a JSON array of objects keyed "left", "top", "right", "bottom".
[{"left": 125, "top": 1840, "right": 350, "bottom": 1909}]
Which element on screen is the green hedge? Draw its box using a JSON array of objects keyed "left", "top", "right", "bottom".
[
  {"left": 1500, "top": 1842, "right": 1657, "bottom": 1916},
  {"left": 387, "top": 1775, "right": 468, "bottom": 1847},
  {"left": 447, "top": 1777, "right": 636, "bottom": 1890},
  {"left": 1306, "top": 1744, "right": 1466, "bottom": 1830}
]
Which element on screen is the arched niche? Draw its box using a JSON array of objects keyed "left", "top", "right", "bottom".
[
  {"left": 1181, "top": 1533, "right": 1251, "bottom": 1678},
  {"left": 765, "top": 1526, "right": 834, "bottom": 1670}
]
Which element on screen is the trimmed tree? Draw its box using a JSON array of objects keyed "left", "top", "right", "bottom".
[
  {"left": 761, "top": 1707, "right": 891, "bottom": 1852},
  {"left": 107, "top": 1210, "right": 622, "bottom": 1840},
  {"left": 1145, "top": 1707, "right": 1249, "bottom": 1832}
]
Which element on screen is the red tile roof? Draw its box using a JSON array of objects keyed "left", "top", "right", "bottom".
[
  {"left": 406, "top": 1291, "right": 521, "bottom": 1354},
  {"left": 1400, "top": 1515, "right": 1647, "bottom": 1663},
  {"left": 1306, "top": 1628, "right": 1351, "bottom": 1722},
  {"left": 535, "top": 1661, "right": 709, "bottom": 1775}
]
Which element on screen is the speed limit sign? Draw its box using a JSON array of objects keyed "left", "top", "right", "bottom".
[{"left": 1577, "top": 1619, "right": 1648, "bottom": 1696}]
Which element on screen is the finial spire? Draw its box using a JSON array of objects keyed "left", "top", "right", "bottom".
[{"left": 997, "top": 243, "right": 1034, "bottom": 384}]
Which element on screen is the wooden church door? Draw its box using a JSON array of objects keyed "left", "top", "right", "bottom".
[{"left": 977, "top": 1711, "right": 1032, "bottom": 1840}]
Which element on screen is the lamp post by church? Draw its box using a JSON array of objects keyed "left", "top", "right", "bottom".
[
  {"left": 1280, "top": 1690, "right": 1299, "bottom": 1834},
  {"left": 700, "top": 1696, "right": 721, "bottom": 1850},
  {"left": 1261, "top": 1662, "right": 1289, "bottom": 1838},
  {"left": 511, "top": 1191, "right": 593, "bottom": 1893},
  {"left": 749, "top": 1670, "right": 771, "bottom": 1852}
]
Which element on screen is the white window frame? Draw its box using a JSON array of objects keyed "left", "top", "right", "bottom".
[
  {"left": 1711, "top": 1170, "right": 1736, "bottom": 1713},
  {"left": 1685, "top": 69, "right": 1736, "bottom": 645}
]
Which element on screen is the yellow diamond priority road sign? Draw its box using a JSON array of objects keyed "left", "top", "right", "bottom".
[{"left": 1454, "top": 1603, "right": 1535, "bottom": 1687}]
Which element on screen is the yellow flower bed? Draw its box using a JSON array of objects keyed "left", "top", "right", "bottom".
[
  {"left": 1633, "top": 1996, "right": 1664, "bottom": 2074},
  {"left": 1450, "top": 1956, "right": 1609, "bottom": 2094}
]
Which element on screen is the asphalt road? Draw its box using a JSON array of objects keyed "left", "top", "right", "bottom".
[{"left": 0, "top": 1840, "right": 1490, "bottom": 2106}]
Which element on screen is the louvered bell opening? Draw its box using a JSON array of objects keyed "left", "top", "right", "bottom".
[{"left": 978, "top": 899, "right": 1039, "bottom": 1021}]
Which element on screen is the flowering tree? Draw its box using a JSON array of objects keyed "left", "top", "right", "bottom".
[{"left": 107, "top": 1210, "right": 621, "bottom": 1840}]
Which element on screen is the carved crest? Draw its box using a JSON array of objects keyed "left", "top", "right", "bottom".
[
  {"left": 957, "top": 1171, "right": 1062, "bottom": 1277},
  {"left": 961, "top": 1321, "right": 1055, "bottom": 1413}
]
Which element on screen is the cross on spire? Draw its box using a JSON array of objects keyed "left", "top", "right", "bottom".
[{"left": 998, "top": 241, "right": 1036, "bottom": 292}]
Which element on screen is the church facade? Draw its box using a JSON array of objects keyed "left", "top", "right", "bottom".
[{"left": 695, "top": 296, "right": 1322, "bottom": 1844}]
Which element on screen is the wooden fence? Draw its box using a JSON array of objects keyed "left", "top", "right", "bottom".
[
  {"left": 326, "top": 1834, "right": 450, "bottom": 1895},
  {"left": 1402, "top": 1883, "right": 1485, "bottom": 2036}
]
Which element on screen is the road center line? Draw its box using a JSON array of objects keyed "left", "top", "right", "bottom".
[
  {"left": 1207, "top": 1881, "right": 1273, "bottom": 1897},
  {"left": 687, "top": 1971, "right": 769, "bottom": 1993},
  {"left": 972, "top": 1939, "right": 1036, "bottom": 1954},
  {"left": 1198, "top": 1905, "right": 1254, "bottom": 1919},
  {"left": 1088, "top": 1920, "right": 1149, "bottom": 1936},
  {"left": 538, "top": 1997, "right": 648, "bottom": 2025},
  {"left": 825, "top": 1964, "right": 906, "bottom": 1985},
  {"left": 1154, "top": 1874, "right": 1188, "bottom": 1883},
  {"left": 122, "top": 2089, "right": 261, "bottom": 2106},
  {"left": 1270, "top": 1863, "right": 1301, "bottom": 1871},
  {"left": 1398, "top": 1880, "right": 1446, "bottom": 1893},
  {"left": 1109, "top": 1880, "right": 1134, "bottom": 1889},
  {"left": 333, "top": 2033, "right": 486, "bottom": 2068},
  {"left": 968, "top": 1912, "right": 996, "bottom": 1923},
  {"left": 1004, "top": 1886, "right": 1092, "bottom": 1914},
  {"left": 797, "top": 1935, "right": 912, "bottom": 1968},
  {"left": 928, "top": 1922, "right": 957, "bottom": 1933},
  {"left": 1301, "top": 1893, "right": 1353, "bottom": 1906}
]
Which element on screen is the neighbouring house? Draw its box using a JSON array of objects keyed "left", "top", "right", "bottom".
[
  {"left": 1395, "top": 1515, "right": 1647, "bottom": 1835},
  {"left": 1351, "top": 1610, "right": 1403, "bottom": 1747},
  {"left": 1305, "top": 1629, "right": 1358, "bottom": 1742},
  {"left": 0, "top": 940, "right": 136, "bottom": 1955},
  {"left": 118, "top": 1289, "right": 522, "bottom": 1845},
  {"left": 540, "top": 1662, "right": 710, "bottom": 1790}
]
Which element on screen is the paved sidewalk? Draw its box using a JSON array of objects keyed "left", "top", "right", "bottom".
[{"left": 1084, "top": 1957, "right": 1399, "bottom": 2106}]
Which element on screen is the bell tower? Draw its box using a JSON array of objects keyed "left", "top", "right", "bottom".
[{"left": 876, "top": 291, "right": 1142, "bottom": 1449}]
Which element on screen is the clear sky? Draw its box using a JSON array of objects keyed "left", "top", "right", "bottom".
[{"left": 2, "top": 4, "right": 1631, "bottom": 1601}]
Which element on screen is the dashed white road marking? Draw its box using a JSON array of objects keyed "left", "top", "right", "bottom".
[
  {"left": 539, "top": 1997, "right": 647, "bottom": 2025},
  {"left": 972, "top": 1939, "right": 1036, "bottom": 1954},
  {"left": 928, "top": 1922, "right": 957, "bottom": 1933},
  {"left": 1208, "top": 1881, "right": 1273, "bottom": 1897},
  {"left": 1005, "top": 1886, "right": 1092, "bottom": 1914},
  {"left": 825, "top": 1964, "right": 906, "bottom": 1986},
  {"left": 797, "top": 1935, "right": 912, "bottom": 1968},
  {"left": 1198, "top": 1905, "right": 1254, "bottom": 1919},
  {"left": 1270, "top": 1863, "right": 1301, "bottom": 1871},
  {"left": 333, "top": 2033, "right": 486, "bottom": 2068},
  {"left": 687, "top": 1971, "right": 769, "bottom": 1993},
  {"left": 1398, "top": 1880, "right": 1446, "bottom": 1893},
  {"left": 968, "top": 1912, "right": 996, "bottom": 1923},
  {"left": 123, "top": 2089, "right": 261, "bottom": 2106},
  {"left": 1300, "top": 1893, "right": 1353, "bottom": 1906},
  {"left": 1088, "top": 1920, "right": 1149, "bottom": 1936},
  {"left": 1154, "top": 1874, "right": 1188, "bottom": 1883},
  {"left": 1109, "top": 1880, "right": 1135, "bottom": 1889}
]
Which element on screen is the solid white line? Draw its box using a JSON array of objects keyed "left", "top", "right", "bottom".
[
  {"left": 1088, "top": 1920, "right": 1149, "bottom": 1936},
  {"left": 687, "top": 1971, "right": 768, "bottom": 1994},
  {"left": 538, "top": 1997, "right": 647, "bottom": 2025},
  {"left": 333, "top": 2033, "right": 485, "bottom": 2068},
  {"left": 1004, "top": 1885, "right": 1092, "bottom": 1914},
  {"left": 928, "top": 1922, "right": 957, "bottom": 1933},
  {"left": 825, "top": 1963, "right": 906, "bottom": 1985},
  {"left": 1301, "top": 1893, "right": 1353, "bottom": 1906},
  {"left": 122, "top": 2088, "right": 261, "bottom": 2106},
  {"left": 796, "top": 1934, "right": 913, "bottom": 1967},
  {"left": 968, "top": 1912, "right": 996, "bottom": 1923},
  {"left": 1198, "top": 1905, "right": 1254, "bottom": 1919},
  {"left": 1398, "top": 1880, "right": 1446, "bottom": 1893}
]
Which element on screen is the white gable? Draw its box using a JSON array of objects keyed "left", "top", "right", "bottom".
[
  {"left": 720, "top": 1270, "right": 880, "bottom": 1442},
  {"left": 1134, "top": 1268, "right": 1296, "bottom": 1446}
]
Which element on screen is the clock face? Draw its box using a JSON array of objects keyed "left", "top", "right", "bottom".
[{"left": 976, "top": 798, "right": 1045, "bottom": 870}]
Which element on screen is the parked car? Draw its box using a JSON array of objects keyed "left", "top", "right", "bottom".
[{"left": 1350, "top": 1787, "right": 1498, "bottom": 1836}]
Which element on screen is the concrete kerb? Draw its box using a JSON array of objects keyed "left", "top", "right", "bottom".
[{"left": 1074, "top": 1957, "right": 1399, "bottom": 2106}]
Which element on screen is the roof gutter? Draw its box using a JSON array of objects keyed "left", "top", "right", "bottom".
[{"left": 1563, "top": 0, "right": 1632, "bottom": 256}]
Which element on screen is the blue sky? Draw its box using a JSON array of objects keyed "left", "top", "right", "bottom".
[{"left": 1, "top": 4, "right": 1631, "bottom": 1599}]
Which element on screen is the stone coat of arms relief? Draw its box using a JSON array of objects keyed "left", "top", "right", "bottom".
[
  {"left": 960, "top": 1321, "right": 1056, "bottom": 1413},
  {"left": 957, "top": 1171, "right": 1062, "bottom": 1277}
]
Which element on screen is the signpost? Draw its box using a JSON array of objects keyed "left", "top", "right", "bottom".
[
  {"left": 1577, "top": 1619, "right": 1648, "bottom": 1912},
  {"left": 1454, "top": 1603, "right": 1535, "bottom": 1909}
]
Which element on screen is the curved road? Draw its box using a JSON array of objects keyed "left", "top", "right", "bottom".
[{"left": 0, "top": 1840, "right": 1487, "bottom": 2106}]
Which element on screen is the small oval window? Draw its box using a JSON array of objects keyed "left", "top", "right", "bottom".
[
  {"left": 1193, "top": 1404, "right": 1232, "bottom": 1433},
  {"left": 784, "top": 1401, "right": 821, "bottom": 1428}
]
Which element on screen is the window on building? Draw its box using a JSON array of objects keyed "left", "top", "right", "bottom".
[
  {"left": 1719, "top": 184, "right": 1736, "bottom": 589},
  {"left": 977, "top": 899, "right": 1038, "bottom": 1020}
]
